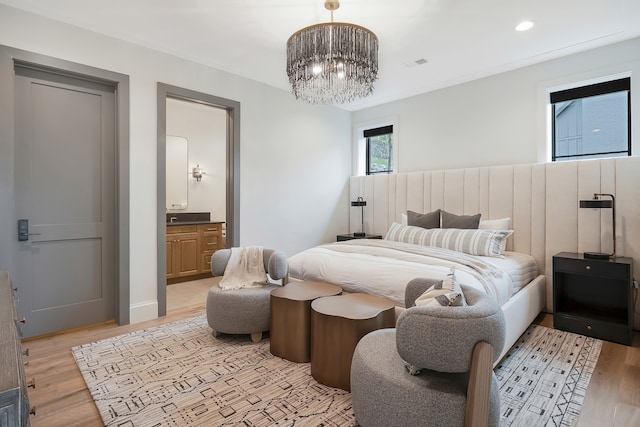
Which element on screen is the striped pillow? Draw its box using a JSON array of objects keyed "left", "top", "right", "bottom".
[
  {"left": 414, "top": 269, "right": 467, "bottom": 307},
  {"left": 385, "top": 222, "right": 513, "bottom": 257}
]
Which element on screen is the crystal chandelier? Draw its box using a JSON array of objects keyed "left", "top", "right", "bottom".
[{"left": 286, "top": 0, "right": 379, "bottom": 104}]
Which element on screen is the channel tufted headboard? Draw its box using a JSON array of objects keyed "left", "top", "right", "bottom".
[{"left": 350, "top": 156, "right": 640, "bottom": 321}]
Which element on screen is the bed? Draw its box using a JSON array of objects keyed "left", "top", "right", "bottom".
[
  {"left": 289, "top": 222, "right": 546, "bottom": 362},
  {"left": 288, "top": 158, "right": 640, "bottom": 358}
]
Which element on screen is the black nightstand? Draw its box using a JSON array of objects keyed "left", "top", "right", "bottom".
[
  {"left": 553, "top": 252, "right": 634, "bottom": 345},
  {"left": 336, "top": 233, "right": 383, "bottom": 242}
]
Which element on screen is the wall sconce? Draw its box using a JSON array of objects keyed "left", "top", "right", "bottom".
[
  {"left": 351, "top": 196, "right": 367, "bottom": 237},
  {"left": 192, "top": 164, "right": 206, "bottom": 182},
  {"left": 579, "top": 193, "right": 615, "bottom": 259}
]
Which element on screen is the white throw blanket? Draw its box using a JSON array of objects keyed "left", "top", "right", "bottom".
[{"left": 219, "top": 246, "right": 268, "bottom": 290}]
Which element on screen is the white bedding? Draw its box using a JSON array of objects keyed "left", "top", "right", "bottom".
[
  {"left": 288, "top": 239, "right": 539, "bottom": 308},
  {"left": 473, "top": 251, "right": 539, "bottom": 293}
]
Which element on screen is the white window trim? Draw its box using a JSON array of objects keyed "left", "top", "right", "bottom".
[{"left": 352, "top": 115, "right": 399, "bottom": 176}]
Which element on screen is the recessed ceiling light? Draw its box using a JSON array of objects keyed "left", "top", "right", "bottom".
[{"left": 516, "top": 21, "right": 534, "bottom": 32}]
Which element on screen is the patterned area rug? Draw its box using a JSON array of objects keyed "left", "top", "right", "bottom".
[
  {"left": 72, "top": 315, "right": 354, "bottom": 426},
  {"left": 73, "top": 316, "right": 601, "bottom": 427},
  {"left": 495, "top": 324, "right": 602, "bottom": 426}
]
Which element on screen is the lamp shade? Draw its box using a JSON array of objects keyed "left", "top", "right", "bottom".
[{"left": 579, "top": 199, "right": 612, "bottom": 208}]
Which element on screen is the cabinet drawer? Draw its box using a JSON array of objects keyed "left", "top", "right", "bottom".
[
  {"left": 202, "top": 224, "right": 220, "bottom": 234},
  {"left": 202, "top": 234, "right": 219, "bottom": 249},
  {"left": 202, "top": 253, "right": 213, "bottom": 272},
  {"left": 553, "top": 257, "right": 629, "bottom": 279},
  {"left": 167, "top": 225, "right": 198, "bottom": 234},
  {"left": 554, "top": 312, "right": 631, "bottom": 345}
]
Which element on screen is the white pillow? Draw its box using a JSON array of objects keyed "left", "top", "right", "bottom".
[
  {"left": 479, "top": 217, "right": 511, "bottom": 230},
  {"left": 385, "top": 222, "right": 513, "bottom": 257},
  {"left": 401, "top": 212, "right": 408, "bottom": 226}
]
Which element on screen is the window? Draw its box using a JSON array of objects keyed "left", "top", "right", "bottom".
[
  {"left": 551, "top": 77, "right": 630, "bottom": 161},
  {"left": 364, "top": 125, "right": 393, "bottom": 175}
]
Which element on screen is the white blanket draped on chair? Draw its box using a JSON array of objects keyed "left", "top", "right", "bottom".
[{"left": 219, "top": 246, "right": 268, "bottom": 290}]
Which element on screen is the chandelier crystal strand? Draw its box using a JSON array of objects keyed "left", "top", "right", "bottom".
[{"left": 286, "top": 2, "right": 378, "bottom": 104}]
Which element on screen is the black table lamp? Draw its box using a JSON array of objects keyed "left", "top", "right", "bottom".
[
  {"left": 579, "top": 193, "right": 615, "bottom": 259},
  {"left": 351, "top": 197, "right": 367, "bottom": 237}
]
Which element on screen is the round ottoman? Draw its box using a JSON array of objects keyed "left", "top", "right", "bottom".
[{"left": 206, "top": 283, "right": 280, "bottom": 343}]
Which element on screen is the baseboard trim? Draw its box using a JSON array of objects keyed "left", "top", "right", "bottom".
[{"left": 130, "top": 300, "right": 159, "bottom": 324}]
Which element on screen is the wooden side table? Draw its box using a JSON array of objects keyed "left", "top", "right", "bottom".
[
  {"left": 270, "top": 279, "right": 342, "bottom": 362},
  {"left": 310, "top": 293, "right": 395, "bottom": 391}
]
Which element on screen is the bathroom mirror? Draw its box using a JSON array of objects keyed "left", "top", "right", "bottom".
[{"left": 166, "top": 135, "right": 188, "bottom": 210}]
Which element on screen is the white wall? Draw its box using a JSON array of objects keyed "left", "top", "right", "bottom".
[
  {"left": 0, "top": 5, "right": 352, "bottom": 323},
  {"left": 166, "top": 98, "right": 226, "bottom": 222},
  {"left": 353, "top": 36, "right": 640, "bottom": 173}
]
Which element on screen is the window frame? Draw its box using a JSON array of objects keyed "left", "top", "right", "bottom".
[
  {"left": 364, "top": 125, "right": 393, "bottom": 175},
  {"left": 550, "top": 77, "right": 631, "bottom": 162}
]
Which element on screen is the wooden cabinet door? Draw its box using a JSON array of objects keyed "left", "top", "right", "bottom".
[
  {"left": 175, "top": 234, "right": 199, "bottom": 276},
  {"left": 166, "top": 239, "right": 177, "bottom": 279},
  {"left": 166, "top": 225, "right": 199, "bottom": 279}
]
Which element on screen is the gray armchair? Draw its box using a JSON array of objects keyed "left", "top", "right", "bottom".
[
  {"left": 350, "top": 279, "right": 506, "bottom": 427},
  {"left": 206, "top": 248, "right": 288, "bottom": 343}
]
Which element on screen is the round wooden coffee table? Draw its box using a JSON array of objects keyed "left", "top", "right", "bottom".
[
  {"left": 270, "top": 279, "right": 342, "bottom": 363},
  {"left": 310, "top": 293, "right": 395, "bottom": 391}
]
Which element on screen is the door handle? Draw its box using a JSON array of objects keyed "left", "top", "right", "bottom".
[{"left": 18, "top": 219, "right": 41, "bottom": 241}]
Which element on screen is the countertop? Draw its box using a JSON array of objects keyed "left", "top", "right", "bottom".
[{"left": 166, "top": 221, "right": 225, "bottom": 226}]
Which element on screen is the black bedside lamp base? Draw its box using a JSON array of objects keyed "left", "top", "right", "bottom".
[{"left": 583, "top": 251, "right": 611, "bottom": 260}]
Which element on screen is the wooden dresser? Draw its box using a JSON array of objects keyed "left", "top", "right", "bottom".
[
  {"left": 0, "top": 270, "right": 31, "bottom": 426},
  {"left": 166, "top": 222, "right": 224, "bottom": 282}
]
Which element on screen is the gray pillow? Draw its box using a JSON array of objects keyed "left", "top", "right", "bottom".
[
  {"left": 441, "top": 210, "right": 481, "bottom": 229},
  {"left": 407, "top": 209, "right": 440, "bottom": 229}
]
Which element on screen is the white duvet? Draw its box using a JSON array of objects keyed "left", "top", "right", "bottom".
[{"left": 288, "top": 239, "right": 537, "bottom": 307}]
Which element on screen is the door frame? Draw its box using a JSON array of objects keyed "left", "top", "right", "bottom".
[
  {"left": 0, "top": 45, "right": 130, "bottom": 326},
  {"left": 156, "top": 83, "right": 240, "bottom": 316}
]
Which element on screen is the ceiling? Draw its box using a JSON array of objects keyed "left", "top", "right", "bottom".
[{"left": 2, "top": 0, "right": 639, "bottom": 111}]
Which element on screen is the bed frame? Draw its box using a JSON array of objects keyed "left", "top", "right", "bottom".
[{"left": 349, "top": 157, "right": 640, "bottom": 359}]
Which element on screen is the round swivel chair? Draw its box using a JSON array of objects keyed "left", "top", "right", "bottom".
[
  {"left": 206, "top": 247, "right": 288, "bottom": 343},
  {"left": 351, "top": 281, "right": 506, "bottom": 427}
]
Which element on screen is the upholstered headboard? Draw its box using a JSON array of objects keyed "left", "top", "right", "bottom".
[{"left": 350, "top": 157, "right": 640, "bottom": 320}]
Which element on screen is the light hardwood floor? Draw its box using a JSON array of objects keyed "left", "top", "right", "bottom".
[
  {"left": 22, "top": 278, "right": 215, "bottom": 427},
  {"left": 21, "top": 283, "right": 640, "bottom": 427}
]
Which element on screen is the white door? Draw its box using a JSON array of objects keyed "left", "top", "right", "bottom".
[{"left": 13, "top": 65, "right": 116, "bottom": 338}]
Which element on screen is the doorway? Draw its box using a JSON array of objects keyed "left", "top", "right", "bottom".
[
  {"left": 0, "top": 46, "right": 130, "bottom": 338},
  {"left": 156, "top": 83, "right": 240, "bottom": 316}
]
